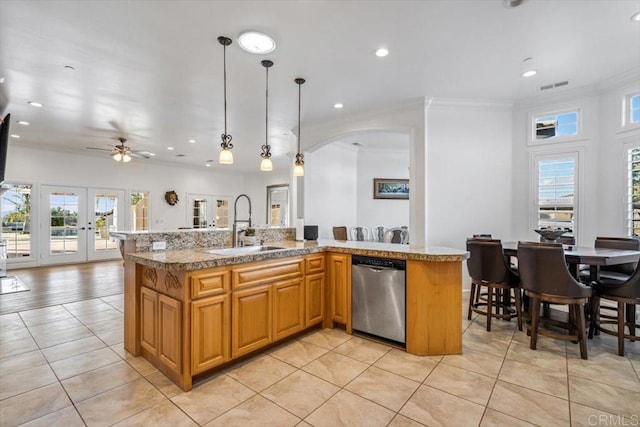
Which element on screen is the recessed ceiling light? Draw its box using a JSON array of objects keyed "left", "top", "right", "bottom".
[
  {"left": 521, "top": 57, "right": 536, "bottom": 78},
  {"left": 188, "top": 139, "right": 196, "bottom": 143},
  {"left": 521, "top": 70, "right": 537, "bottom": 78},
  {"left": 631, "top": 11, "right": 640, "bottom": 22},
  {"left": 334, "top": 103, "right": 344, "bottom": 109},
  {"left": 0, "top": 76, "right": 5, "bottom": 84},
  {"left": 375, "top": 48, "right": 389, "bottom": 57},
  {"left": 205, "top": 163, "right": 211, "bottom": 167},
  {"left": 167, "top": 147, "right": 174, "bottom": 150},
  {"left": 10, "top": 134, "right": 20, "bottom": 138},
  {"left": 238, "top": 31, "right": 276, "bottom": 54},
  {"left": 148, "top": 152, "right": 156, "bottom": 156},
  {"left": 17, "top": 121, "right": 29, "bottom": 126},
  {"left": 28, "top": 101, "right": 43, "bottom": 107}
]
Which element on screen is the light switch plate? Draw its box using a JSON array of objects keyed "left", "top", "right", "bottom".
[{"left": 152, "top": 241, "right": 167, "bottom": 251}]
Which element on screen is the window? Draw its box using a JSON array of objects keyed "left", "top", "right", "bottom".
[
  {"left": 215, "top": 199, "right": 229, "bottom": 228},
  {"left": 629, "top": 93, "right": 640, "bottom": 125},
  {"left": 536, "top": 157, "right": 576, "bottom": 233},
  {"left": 130, "top": 191, "right": 149, "bottom": 231},
  {"left": 627, "top": 146, "right": 640, "bottom": 237},
  {"left": 535, "top": 111, "right": 579, "bottom": 140},
  {"left": 0, "top": 184, "right": 33, "bottom": 259}
]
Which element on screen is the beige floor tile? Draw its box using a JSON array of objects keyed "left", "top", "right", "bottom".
[
  {"left": 85, "top": 317, "right": 124, "bottom": 334},
  {"left": 466, "top": 318, "right": 518, "bottom": 335},
  {"left": 0, "top": 312, "right": 25, "bottom": 331},
  {"left": 63, "top": 299, "right": 114, "bottom": 316},
  {"left": 488, "top": 381, "right": 570, "bottom": 425},
  {"left": 373, "top": 348, "right": 440, "bottom": 382},
  {"left": 506, "top": 340, "right": 568, "bottom": 371},
  {"left": 18, "top": 306, "right": 73, "bottom": 327},
  {"left": 171, "top": 375, "right": 255, "bottom": 425},
  {"left": 76, "top": 377, "right": 166, "bottom": 426},
  {"left": 0, "top": 383, "right": 71, "bottom": 427},
  {"left": 27, "top": 317, "right": 84, "bottom": 336},
  {"left": 146, "top": 371, "right": 183, "bottom": 398},
  {"left": 462, "top": 336, "right": 511, "bottom": 359},
  {"left": 261, "top": 370, "right": 339, "bottom": 418},
  {"left": 569, "top": 375, "right": 640, "bottom": 418},
  {"left": 629, "top": 352, "right": 640, "bottom": 377},
  {"left": 268, "top": 339, "right": 329, "bottom": 367},
  {"left": 113, "top": 400, "right": 197, "bottom": 426},
  {"left": 205, "top": 395, "right": 300, "bottom": 427},
  {"left": 400, "top": 385, "right": 485, "bottom": 427},
  {"left": 0, "top": 350, "right": 46, "bottom": 375},
  {"left": 302, "top": 352, "right": 369, "bottom": 387},
  {"left": 73, "top": 308, "right": 122, "bottom": 325},
  {"left": 441, "top": 348, "right": 504, "bottom": 378},
  {"left": 94, "top": 328, "right": 124, "bottom": 346},
  {"left": 226, "top": 354, "right": 297, "bottom": 392},
  {"left": 297, "top": 421, "right": 313, "bottom": 427},
  {"left": 49, "top": 347, "right": 121, "bottom": 380},
  {"left": 0, "top": 325, "right": 31, "bottom": 343},
  {"left": 511, "top": 328, "right": 568, "bottom": 354},
  {"left": 568, "top": 351, "right": 640, "bottom": 393},
  {"left": 30, "top": 325, "right": 94, "bottom": 349},
  {"left": 465, "top": 324, "right": 514, "bottom": 344},
  {"left": 41, "top": 335, "right": 106, "bottom": 363},
  {"left": 333, "top": 336, "right": 391, "bottom": 364},
  {"left": 570, "top": 402, "right": 627, "bottom": 427},
  {"left": 305, "top": 389, "right": 394, "bottom": 427},
  {"left": 62, "top": 360, "right": 142, "bottom": 403},
  {"left": 19, "top": 405, "right": 85, "bottom": 427},
  {"left": 388, "top": 414, "right": 426, "bottom": 426},
  {"left": 123, "top": 352, "right": 159, "bottom": 376},
  {"left": 300, "top": 328, "right": 352, "bottom": 350},
  {"left": 345, "top": 366, "right": 420, "bottom": 411},
  {"left": 424, "top": 363, "right": 496, "bottom": 406},
  {"left": 499, "top": 359, "right": 568, "bottom": 399},
  {"left": 0, "top": 335, "right": 38, "bottom": 359},
  {"left": 0, "top": 363, "right": 58, "bottom": 400},
  {"left": 480, "top": 408, "right": 535, "bottom": 426}
]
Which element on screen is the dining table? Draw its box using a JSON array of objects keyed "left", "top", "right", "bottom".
[{"left": 502, "top": 241, "right": 640, "bottom": 283}]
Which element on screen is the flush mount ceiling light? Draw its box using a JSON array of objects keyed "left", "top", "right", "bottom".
[
  {"left": 334, "top": 103, "right": 344, "bottom": 109},
  {"left": 631, "top": 11, "right": 640, "bottom": 22},
  {"left": 293, "top": 78, "right": 306, "bottom": 177},
  {"left": 260, "top": 59, "right": 274, "bottom": 172},
  {"left": 112, "top": 137, "right": 132, "bottom": 163},
  {"left": 28, "top": 101, "right": 43, "bottom": 107},
  {"left": 188, "top": 139, "right": 196, "bottom": 143},
  {"left": 10, "top": 134, "right": 20, "bottom": 138},
  {"left": 167, "top": 147, "right": 174, "bottom": 150},
  {"left": 238, "top": 31, "right": 276, "bottom": 54},
  {"left": 521, "top": 57, "right": 537, "bottom": 77},
  {"left": 218, "top": 36, "right": 234, "bottom": 164},
  {"left": 375, "top": 48, "right": 389, "bottom": 57},
  {"left": 17, "top": 121, "right": 29, "bottom": 126}
]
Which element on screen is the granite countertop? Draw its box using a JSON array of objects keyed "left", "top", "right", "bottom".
[{"left": 126, "top": 239, "right": 469, "bottom": 271}]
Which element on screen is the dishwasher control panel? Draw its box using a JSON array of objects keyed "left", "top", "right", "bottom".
[{"left": 351, "top": 255, "right": 406, "bottom": 271}]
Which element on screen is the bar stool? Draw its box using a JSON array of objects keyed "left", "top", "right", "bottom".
[
  {"left": 332, "top": 226, "right": 348, "bottom": 240},
  {"left": 466, "top": 238, "right": 522, "bottom": 332}
]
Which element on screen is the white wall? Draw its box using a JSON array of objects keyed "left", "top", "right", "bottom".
[
  {"left": 356, "top": 148, "right": 410, "bottom": 230},
  {"left": 243, "top": 170, "right": 291, "bottom": 227},
  {"left": 304, "top": 144, "right": 357, "bottom": 239}
]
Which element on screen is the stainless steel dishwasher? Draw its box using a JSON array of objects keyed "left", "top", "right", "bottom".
[{"left": 351, "top": 255, "right": 406, "bottom": 344}]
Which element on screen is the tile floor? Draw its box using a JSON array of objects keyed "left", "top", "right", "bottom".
[{"left": 1, "top": 294, "right": 638, "bottom": 426}]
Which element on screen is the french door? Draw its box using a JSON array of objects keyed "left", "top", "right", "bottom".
[{"left": 40, "top": 186, "right": 125, "bottom": 265}]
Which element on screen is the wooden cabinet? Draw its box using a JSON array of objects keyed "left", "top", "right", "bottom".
[
  {"left": 327, "top": 253, "right": 351, "bottom": 327},
  {"left": 139, "top": 287, "right": 182, "bottom": 374},
  {"left": 191, "top": 294, "right": 230, "bottom": 374},
  {"left": 190, "top": 267, "right": 230, "bottom": 299},
  {"left": 232, "top": 284, "right": 273, "bottom": 358},
  {"left": 305, "top": 272, "right": 325, "bottom": 327},
  {"left": 273, "top": 278, "right": 305, "bottom": 341}
]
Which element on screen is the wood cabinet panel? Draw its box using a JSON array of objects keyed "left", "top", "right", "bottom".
[
  {"left": 158, "top": 294, "right": 182, "bottom": 373},
  {"left": 328, "top": 253, "right": 351, "bottom": 326},
  {"left": 305, "top": 272, "right": 325, "bottom": 327},
  {"left": 190, "top": 267, "right": 231, "bottom": 299},
  {"left": 305, "top": 254, "right": 325, "bottom": 274},
  {"left": 232, "top": 284, "right": 273, "bottom": 358},
  {"left": 192, "top": 294, "right": 230, "bottom": 374},
  {"left": 140, "top": 286, "right": 158, "bottom": 354},
  {"left": 273, "top": 278, "right": 304, "bottom": 341},
  {"left": 233, "top": 258, "right": 303, "bottom": 290}
]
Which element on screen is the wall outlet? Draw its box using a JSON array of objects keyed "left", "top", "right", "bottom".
[{"left": 152, "top": 241, "right": 167, "bottom": 251}]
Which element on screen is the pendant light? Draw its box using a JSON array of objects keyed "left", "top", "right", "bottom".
[
  {"left": 260, "top": 60, "right": 274, "bottom": 171},
  {"left": 218, "top": 36, "right": 234, "bottom": 164},
  {"left": 293, "top": 78, "right": 305, "bottom": 177}
]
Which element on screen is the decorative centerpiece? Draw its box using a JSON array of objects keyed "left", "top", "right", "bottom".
[
  {"left": 534, "top": 227, "right": 570, "bottom": 243},
  {"left": 242, "top": 228, "right": 257, "bottom": 246}
]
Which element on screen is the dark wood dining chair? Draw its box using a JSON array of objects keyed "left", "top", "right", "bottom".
[
  {"left": 466, "top": 238, "right": 522, "bottom": 332},
  {"left": 517, "top": 241, "right": 593, "bottom": 359},
  {"left": 332, "top": 226, "right": 348, "bottom": 241}
]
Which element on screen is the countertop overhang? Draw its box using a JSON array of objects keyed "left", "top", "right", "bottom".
[{"left": 126, "top": 239, "right": 469, "bottom": 271}]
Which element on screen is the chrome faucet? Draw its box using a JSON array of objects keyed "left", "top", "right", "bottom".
[{"left": 232, "top": 194, "right": 252, "bottom": 247}]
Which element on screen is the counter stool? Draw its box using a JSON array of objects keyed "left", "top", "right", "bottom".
[
  {"left": 332, "top": 226, "right": 348, "bottom": 240},
  {"left": 466, "top": 238, "right": 522, "bottom": 332}
]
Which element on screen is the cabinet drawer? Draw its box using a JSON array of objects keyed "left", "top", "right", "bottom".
[
  {"left": 190, "top": 267, "right": 231, "bottom": 298},
  {"left": 305, "top": 254, "right": 325, "bottom": 274},
  {"left": 233, "top": 258, "right": 303, "bottom": 290}
]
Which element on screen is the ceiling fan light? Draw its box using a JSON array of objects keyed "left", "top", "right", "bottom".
[
  {"left": 112, "top": 152, "right": 122, "bottom": 162},
  {"left": 219, "top": 148, "right": 234, "bottom": 164},
  {"left": 122, "top": 153, "right": 132, "bottom": 162},
  {"left": 260, "top": 157, "right": 273, "bottom": 171}
]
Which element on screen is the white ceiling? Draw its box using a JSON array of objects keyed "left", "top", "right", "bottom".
[{"left": 1, "top": 0, "right": 638, "bottom": 171}]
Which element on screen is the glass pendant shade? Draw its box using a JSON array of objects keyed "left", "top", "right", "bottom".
[
  {"left": 122, "top": 154, "right": 132, "bottom": 162},
  {"left": 112, "top": 152, "right": 122, "bottom": 162},
  {"left": 260, "top": 157, "right": 273, "bottom": 171},
  {"left": 293, "top": 162, "right": 304, "bottom": 177},
  {"left": 219, "top": 148, "right": 234, "bottom": 164}
]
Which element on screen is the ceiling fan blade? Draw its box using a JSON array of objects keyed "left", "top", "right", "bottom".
[
  {"left": 108, "top": 120, "right": 128, "bottom": 135},
  {"left": 130, "top": 151, "right": 151, "bottom": 159},
  {"left": 85, "top": 146, "right": 113, "bottom": 152}
]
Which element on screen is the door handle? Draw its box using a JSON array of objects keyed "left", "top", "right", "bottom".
[
  {"left": 87, "top": 227, "right": 93, "bottom": 230},
  {"left": 80, "top": 227, "right": 86, "bottom": 230}
]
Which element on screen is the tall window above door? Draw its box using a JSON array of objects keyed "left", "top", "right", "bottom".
[
  {"left": 627, "top": 146, "right": 640, "bottom": 237},
  {"left": 625, "top": 92, "right": 640, "bottom": 127},
  {"left": 535, "top": 155, "right": 577, "bottom": 233},
  {"left": 534, "top": 110, "right": 580, "bottom": 142},
  {"left": 130, "top": 191, "right": 149, "bottom": 231}
]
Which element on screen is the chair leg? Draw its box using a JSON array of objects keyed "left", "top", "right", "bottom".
[
  {"left": 627, "top": 303, "right": 636, "bottom": 341},
  {"left": 576, "top": 303, "right": 588, "bottom": 360},
  {"left": 617, "top": 301, "right": 625, "bottom": 357},
  {"left": 513, "top": 287, "right": 523, "bottom": 331},
  {"left": 468, "top": 282, "right": 477, "bottom": 321},
  {"left": 486, "top": 286, "right": 493, "bottom": 332},
  {"left": 530, "top": 297, "right": 540, "bottom": 350},
  {"left": 588, "top": 296, "right": 599, "bottom": 339}
]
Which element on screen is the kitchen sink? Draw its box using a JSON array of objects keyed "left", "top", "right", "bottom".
[{"left": 198, "top": 246, "right": 286, "bottom": 256}]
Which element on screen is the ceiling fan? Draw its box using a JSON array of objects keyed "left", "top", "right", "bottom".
[{"left": 85, "top": 137, "right": 154, "bottom": 162}]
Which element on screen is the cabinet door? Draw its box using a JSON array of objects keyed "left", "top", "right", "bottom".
[
  {"left": 232, "top": 284, "right": 273, "bottom": 358},
  {"left": 273, "top": 278, "right": 304, "bottom": 341},
  {"left": 192, "top": 294, "right": 230, "bottom": 374},
  {"left": 140, "top": 286, "right": 158, "bottom": 354},
  {"left": 305, "top": 272, "right": 325, "bottom": 327},
  {"left": 328, "top": 253, "right": 350, "bottom": 325},
  {"left": 158, "top": 294, "right": 182, "bottom": 373}
]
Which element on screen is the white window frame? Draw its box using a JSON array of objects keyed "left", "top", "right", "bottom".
[
  {"left": 623, "top": 91, "right": 640, "bottom": 129},
  {"left": 528, "top": 107, "right": 583, "bottom": 146},
  {"left": 530, "top": 150, "right": 581, "bottom": 243}
]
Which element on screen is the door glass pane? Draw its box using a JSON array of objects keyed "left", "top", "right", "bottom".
[
  {"left": 94, "top": 193, "right": 118, "bottom": 251},
  {"left": 192, "top": 199, "right": 208, "bottom": 228},
  {"left": 1, "top": 184, "right": 32, "bottom": 259},
  {"left": 215, "top": 199, "right": 229, "bottom": 228},
  {"left": 537, "top": 158, "right": 575, "bottom": 232},
  {"left": 50, "top": 192, "right": 79, "bottom": 254},
  {"left": 130, "top": 191, "right": 149, "bottom": 231}
]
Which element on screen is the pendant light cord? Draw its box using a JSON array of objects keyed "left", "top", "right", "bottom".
[
  {"left": 223, "top": 42, "right": 227, "bottom": 136},
  {"left": 265, "top": 66, "right": 268, "bottom": 147},
  {"left": 297, "top": 82, "right": 301, "bottom": 153}
]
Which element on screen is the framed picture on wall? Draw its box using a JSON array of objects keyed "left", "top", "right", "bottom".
[{"left": 373, "top": 178, "right": 409, "bottom": 200}]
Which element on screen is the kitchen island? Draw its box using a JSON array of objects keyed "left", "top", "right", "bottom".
[{"left": 119, "top": 237, "right": 468, "bottom": 391}]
